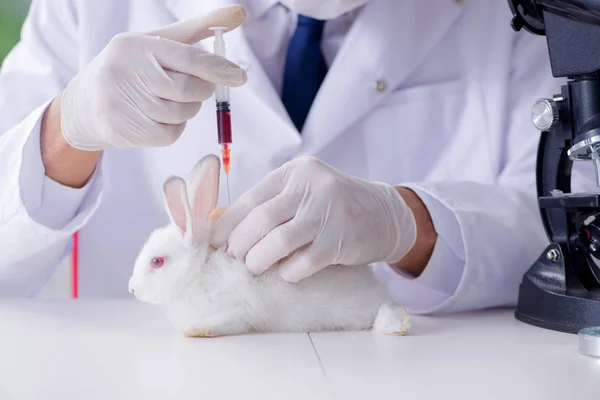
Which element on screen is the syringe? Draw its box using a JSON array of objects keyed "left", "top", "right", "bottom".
[{"left": 209, "top": 26, "right": 232, "bottom": 205}]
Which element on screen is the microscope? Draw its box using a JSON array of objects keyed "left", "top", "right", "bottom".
[{"left": 509, "top": 0, "right": 600, "bottom": 333}]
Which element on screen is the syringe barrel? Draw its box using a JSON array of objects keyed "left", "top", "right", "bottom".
[{"left": 216, "top": 101, "right": 232, "bottom": 144}]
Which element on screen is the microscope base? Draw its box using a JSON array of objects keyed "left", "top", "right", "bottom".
[{"left": 515, "top": 244, "right": 600, "bottom": 334}]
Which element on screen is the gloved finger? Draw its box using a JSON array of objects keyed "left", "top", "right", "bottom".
[
  {"left": 146, "top": 5, "right": 246, "bottom": 45},
  {"left": 209, "top": 207, "right": 228, "bottom": 222},
  {"left": 227, "top": 191, "right": 302, "bottom": 264},
  {"left": 155, "top": 122, "right": 188, "bottom": 146},
  {"left": 278, "top": 244, "right": 332, "bottom": 283},
  {"left": 140, "top": 97, "right": 203, "bottom": 125},
  {"left": 211, "top": 167, "right": 286, "bottom": 246},
  {"left": 153, "top": 39, "right": 247, "bottom": 87},
  {"left": 112, "top": 117, "right": 186, "bottom": 148},
  {"left": 147, "top": 69, "right": 216, "bottom": 103},
  {"left": 245, "top": 218, "right": 315, "bottom": 276}
]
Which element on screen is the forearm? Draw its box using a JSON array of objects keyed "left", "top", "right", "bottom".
[
  {"left": 391, "top": 187, "right": 437, "bottom": 277},
  {"left": 40, "top": 93, "right": 101, "bottom": 188}
]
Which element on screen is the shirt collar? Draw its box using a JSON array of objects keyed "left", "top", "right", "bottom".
[{"left": 242, "top": 0, "right": 279, "bottom": 19}]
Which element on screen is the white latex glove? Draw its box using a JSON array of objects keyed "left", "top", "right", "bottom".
[
  {"left": 60, "top": 5, "right": 247, "bottom": 151},
  {"left": 212, "top": 156, "right": 417, "bottom": 283}
]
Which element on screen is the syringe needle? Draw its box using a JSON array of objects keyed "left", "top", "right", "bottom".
[{"left": 226, "top": 173, "right": 231, "bottom": 206}]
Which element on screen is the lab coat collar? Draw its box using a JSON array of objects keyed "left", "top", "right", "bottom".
[
  {"left": 243, "top": 0, "right": 279, "bottom": 19},
  {"left": 297, "top": 0, "right": 465, "bottom": 155}
]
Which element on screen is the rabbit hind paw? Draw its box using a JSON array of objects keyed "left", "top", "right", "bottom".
[{"left": 373, "top": 302, "right": 411, "bottom": 336}]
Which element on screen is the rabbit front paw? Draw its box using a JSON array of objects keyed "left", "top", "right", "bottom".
[
  {"left": 184, "top": 327, "right": 218, "bottom": 338},
  {"left": 181, "top": 312, "right": 248, "bottom": 338}
]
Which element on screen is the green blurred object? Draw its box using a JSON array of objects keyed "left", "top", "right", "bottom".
[{"left": 0, "top": 0, "right": 30, "bottom": 62}]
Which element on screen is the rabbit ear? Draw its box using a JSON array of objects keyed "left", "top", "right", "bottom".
[
  {"left": 163, "top": 176, "right": 193, "bottom": 242},
  {"left": 187, "top": 154, "right": 221, "bottom": 225}
]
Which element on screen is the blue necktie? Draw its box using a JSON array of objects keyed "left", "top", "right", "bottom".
[{"left": 281, "top": 15, "right": 328, "bottom": 132}]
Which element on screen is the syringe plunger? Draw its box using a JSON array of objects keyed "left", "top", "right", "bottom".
[{"left": 209, "top": 27, "right": 229, "bottom": 103}]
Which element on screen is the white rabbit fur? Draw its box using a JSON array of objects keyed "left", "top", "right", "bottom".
[{"left": 129, "top": 155, "right": 410, "bottom": 338}]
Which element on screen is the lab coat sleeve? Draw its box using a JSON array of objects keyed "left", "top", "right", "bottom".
[
  {"left": 370, "top": 190, "right": 465, "bottom": 312},
  {"left": 0, "top": 0, "right": 104, "bottom": 296},
  {"left": 374, "top": 31, "right": 582, "bottom": 314}
]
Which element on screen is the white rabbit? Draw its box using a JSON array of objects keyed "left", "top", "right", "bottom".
[{"left": 128, "top": 154, "right": 411, "bottom": 338}]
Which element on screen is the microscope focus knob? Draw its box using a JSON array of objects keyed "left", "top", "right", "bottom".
[{"left": 531, "top": 98, "right": 560, "bottom": 131}]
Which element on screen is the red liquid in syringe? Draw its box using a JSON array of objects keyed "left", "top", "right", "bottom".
[
  {"left": 216, "top": 102, "right": 232, "bottom": 143},
  {"left": 216, "top": 102, "right": 232, "bottom": 174}
]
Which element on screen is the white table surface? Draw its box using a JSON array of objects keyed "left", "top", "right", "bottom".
[{"left": 0, "top": 300, "right": 598, "bottom": 400}]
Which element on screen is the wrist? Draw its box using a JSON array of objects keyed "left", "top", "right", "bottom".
[
  {"left": 370, "top": 181, "right": 417, "bottom": 265},
  {"left": 41, "top": 93, "right": 102, "bottom": 188},
  {"left": 390, "top": 187, "right": 437, "bottom": 277}
]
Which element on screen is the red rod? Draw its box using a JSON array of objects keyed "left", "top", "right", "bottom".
[{"left": 71, "top": 232, "right": 79, "bottom": 299}]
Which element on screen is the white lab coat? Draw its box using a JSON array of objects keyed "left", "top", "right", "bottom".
[{"left": 0, "top": 0, "right": 592, "bottom": 311}]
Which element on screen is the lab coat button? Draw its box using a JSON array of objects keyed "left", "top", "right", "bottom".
[{"left": 374, "top": 80, "right": 387, "bottom": 92}]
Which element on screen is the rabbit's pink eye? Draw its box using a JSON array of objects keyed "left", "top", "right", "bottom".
[{"left": 150, "top": 257, "right": 165, "bottom": 269}]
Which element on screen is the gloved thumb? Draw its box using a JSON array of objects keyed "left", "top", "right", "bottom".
[
  {"left": 147, "top": 4, "right": 246, "bottom": 44},
  {"left": 209, "top": 207, "right": 228, "bottom": 222}
]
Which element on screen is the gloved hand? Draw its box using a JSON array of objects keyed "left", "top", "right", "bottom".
[
  {"left": 212, "top": 156, "right": 417, "bottom": 283},
  {"left": 60, "top": 5, "right": 247, "bottom": 151}
]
